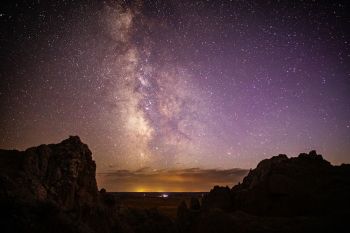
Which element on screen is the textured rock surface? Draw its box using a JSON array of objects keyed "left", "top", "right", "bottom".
[
  {"left": 0, "top": 136, "right": 98, "bottom": 210},
  {"left": 184, "top": 151, "right": 350, "bottom": 233},
  {"left": 0, "top": 136, "right": 176, "bottom": 233},
  {"left": 227, "top": 151, "right": 350, "bottom": 216}
]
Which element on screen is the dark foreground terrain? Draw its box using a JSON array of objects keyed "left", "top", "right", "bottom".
[
  {"left": 113, "top": 192, "right": 205, "bottom": 219},
  {"left": 1, "top": 136, "right": 350, "bottom": 233}
]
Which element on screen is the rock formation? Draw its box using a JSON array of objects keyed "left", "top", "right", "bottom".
[
  {"left": 228, "top": 150, "right": 350, "bottom": 216},
  {"left": 0, "top": 136, "right": 98, "bottom": 209},
  {"left": 0, "top": 136, "right": 118, "bottom": 233},
  {"left": 185, "top": 151, "right": 350, "bottom": 233},
  {"left": 0, "top": 136, "right": 175, "bottom": 233}
]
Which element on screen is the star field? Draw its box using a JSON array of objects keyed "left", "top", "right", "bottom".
[{"left": 1, "top": 0, "right": 350, "bottom": 179}]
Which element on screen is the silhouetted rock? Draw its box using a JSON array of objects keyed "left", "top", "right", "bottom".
[
  {"left": 184, "top": 151, "right": 350, "bottom": 233},
  {"left": 0, "top": 136, "right": 98, "bottom": 211},
  {"left": 202, "top": 186, "right": 231, "bottom": 211},
  {"left": 0, "top": 136, "right": 120, "bottom": 233},
  {"left": 0, "top": 136, "right": 176, "bottom": 233},
  {"left": 227, "top": 150, "right": 349, "bottom": 216}
]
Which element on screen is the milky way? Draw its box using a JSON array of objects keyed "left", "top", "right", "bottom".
[
  {"left": 1, "top": 0, "right": 350, "bottom": 185},
  {"left": 97, "top": 2, "right": 215, "bottom": 170}
]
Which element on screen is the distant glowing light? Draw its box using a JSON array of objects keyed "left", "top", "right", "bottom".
[
  {"left": 161, "top": 193, "right": 169, "bottom": 198},
  {"left": 135, "top": 187, "right": 146, "bottom": 192}
]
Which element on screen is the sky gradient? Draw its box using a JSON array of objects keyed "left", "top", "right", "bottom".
[{"left": 1, "top": 0, "right": 349, "bottom": 191}]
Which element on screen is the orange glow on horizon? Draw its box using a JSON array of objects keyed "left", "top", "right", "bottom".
[{"left": 96, "top": 168, "right": 249, "bottom": 192}]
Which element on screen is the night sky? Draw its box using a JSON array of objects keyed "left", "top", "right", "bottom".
[{"left": 1, "top": 0, "right": 349, "bottom": 191}]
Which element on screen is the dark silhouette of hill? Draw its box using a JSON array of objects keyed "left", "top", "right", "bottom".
[
  {"left": 1, "top": 137, "right": 349, "bottom": 233},
  {"left": 0, "top": 136, "right": 98, "bottom": 210},
  {"left": 0, "top": 136, "right": 175, "bottom": 233},
  {"left": 178, "top": 151, "right": 350, "bottom": 233}
]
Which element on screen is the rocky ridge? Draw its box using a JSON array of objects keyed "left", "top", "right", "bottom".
[
  {"left": 0, "top": 136, "right": 98, "bottom": 209},
  {"left": 0, "top": 136, "right": 175, "bottom": 233},
  {"left": 178, "top": 151, "right": 350, "bottom": 233}
]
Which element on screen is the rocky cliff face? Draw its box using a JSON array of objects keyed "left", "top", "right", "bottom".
[
  {"left": 0, "top": 136, "right": 176, "bottom": 233},
  {"left": 227, "top": 150, "right": 350, "bottom": 216},
  {"left": 0, "top": 136, "right": 98, "bottom": 210},
  {"left": 181, "top": 151, "right": 350, "bottom": 233}
]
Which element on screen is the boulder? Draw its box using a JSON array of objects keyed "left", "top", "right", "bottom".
[
  {"left": 0, "top": 136, "right": 98, "bottom": 210},
  {"left": 201, "top": 151, "right": 350, "bottom": 217}
]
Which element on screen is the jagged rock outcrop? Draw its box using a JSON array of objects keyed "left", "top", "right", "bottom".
[
  {"left": 185, "top": 151, "right": 350, "bottom": 233},
  {"left": 0, "top": 136, "right": 117, "bottom": 233},
  {"left": 229, "top": 150, "right": 350, "bottom": 216},
  {"left": 0, "top": 136, "right": 177, "bottom": 233},
  {"left": 200, "top": 150, "right": 350, "bottom": 216},
  {"left": 0, "top": 136, "right": 98, "bottom": 210},
  {"left": 201, "top": 186, "right": 231, "bottom": 211}
]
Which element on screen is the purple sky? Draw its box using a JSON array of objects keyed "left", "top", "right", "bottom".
[{"left": 1, "top": 0, "right": 349, "bottom": 190}]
